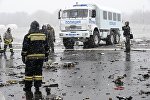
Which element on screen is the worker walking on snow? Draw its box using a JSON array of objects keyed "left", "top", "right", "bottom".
[
  {"left": 21, "top": 21, "right": 49, "bottom": 92},
  {"left": 3, "top": 27, "right": 14, "bottom": 55}
]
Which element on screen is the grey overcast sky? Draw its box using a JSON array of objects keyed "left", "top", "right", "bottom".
[{"left": 0, "top": 0, "right": 149, "bottom": 14}]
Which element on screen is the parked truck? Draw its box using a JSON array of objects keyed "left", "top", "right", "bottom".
[{"left": 58, "top": 3, "right": 122, "bottom": 49}]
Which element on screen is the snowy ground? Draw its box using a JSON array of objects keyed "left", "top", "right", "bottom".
[{"left": 0, "top": 42, "right": 150, "bottom": 100}]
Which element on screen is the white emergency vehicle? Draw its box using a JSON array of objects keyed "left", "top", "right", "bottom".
[{"left": 58, "top": 3, "right": 122, "bottom": 48}]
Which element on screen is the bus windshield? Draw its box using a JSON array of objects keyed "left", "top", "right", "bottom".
[{"left": 62, "top": 9, "right": 88, "bottom": 18}]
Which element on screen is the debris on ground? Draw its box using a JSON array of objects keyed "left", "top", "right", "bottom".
[
  {"left": 0, "top": 82, "right": 5, "bottom": 87},
  {"left": 114, "top": 86, "right": 124, "bottom": 90},
  {"left": 108, "top": 74, "right": 115, "bottom": 79},
  {"left": 139, "top": 90, "right": 150, "bottom": 96},
  {"left": 44, "top": 60, "right": 59, "bottom": 68},
  {"left": 62, "top": 93, "right": 66, "bottom": 96},
  {"left": 98, "top": 53, "right": 105, "bottom": 55},
  {"left": 142, "top": 74, "right": 150, "bottom": 79},
  {"left": 7, "top": 72, "right": 17, "bottom": 76},
  {"left": 8, "top": 94, "right": 14, "bottom": 97},
  {"left": 45, "top": 87, "right": 63, "bottom": 100},
  {"left": 6, "top": 80, "right": 18, "bottom": 84},
  {"left": 140, "top": 66, "right": 148, "bottom": 70},
  {"left": 63, "top": 62, "right": 75, "bottom": 68},
  {"left": 43, "top": 84, "right": 59, "bottom": 88},
  {"left": 109, "top": 98, "right": 112, "bottom": 100},
  {"left": 113, "top": 75, "right": 126, "bottom": 87},
  {"left": 46, "top": 94, "right": 63, "bottom": 100},
  {"left": 83, "top": 97, "right": 90, "bottom": 100},
  {"left": 19, "top": 80, "right": 25, "bottom": 84},
  {"left": 113, "top": 78, "right": 123, "bottom": 86},
  {"left": 116, "top": 96, "right": 133, "bottom": 100}
]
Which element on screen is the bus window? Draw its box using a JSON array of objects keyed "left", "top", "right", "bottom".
[
  {"left": 103, "top": 11, "right": 107, "bottom": 20},
  {"left": 108, "top": 12, "right": 112, "bottom": 20},
  {"left": 113, "top": 13, "right": 116, "bottom": 21},
  {"left": 117, "top": 14, "right": 121, "bottom": 21}
]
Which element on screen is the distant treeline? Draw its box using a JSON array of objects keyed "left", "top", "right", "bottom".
[
  {"left": 0, "top": 10, "right": 150, "bottom": 27},
  {"left": 0, "top": 10, "right": 59, "bottom": 27},
  {"left": 123, "top": 10, "right": 150, "bottom": 25}
]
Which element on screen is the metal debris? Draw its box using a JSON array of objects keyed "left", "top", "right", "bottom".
[
  {"left": 6, "top": 80, "right": 18, "bottom": 84},
  {"left": 63, "top": 62, "right": 75, "bottom": 68},
  {"left": 116, "top": 96, "right": 133, "bottom": 100},
  {"left": 142, "top": 74, "right": 150, "bottom": 79},
  {"left": 139, "top": 90, "right": 150, "bottom": 96}
]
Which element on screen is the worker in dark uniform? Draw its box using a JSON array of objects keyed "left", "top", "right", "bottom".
[
  {"left": 47, "top": 24, "right": 55, "bottom": 53},
  {"left": 0, "top": 34, "right": 2, "bottom": 53},
  {"left": 21, "top": 21, "right": 49, "bottom": 92},
  {"left": 122, "top": 21, "right": 131, "bottom": 53},
  {"left": 40, "top": 25, "right": 47, "bottom": 35},
  {"left": 3, "top": 28, "right": 14, "bottom": 55},
  {"left": 40, "top": 25, "right": 49, "bottom": 47}
]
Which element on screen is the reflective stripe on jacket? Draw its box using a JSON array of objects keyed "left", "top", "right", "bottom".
[{"left": 26, "top": 54, "right": 45, "bottom": 59}]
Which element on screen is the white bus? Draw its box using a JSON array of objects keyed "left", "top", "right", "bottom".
[{"left": 58, "top": 3, "right": 122, "bottom": 49}]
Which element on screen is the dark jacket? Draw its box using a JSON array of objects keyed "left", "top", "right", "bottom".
[
  {"left": 47, "top": 26, "right": 55, "bottom": 43},
  {"left": 122, "top": 25, "right": 130, "bottom": 36},
  {"left": 21, "top": 29, "right": 49, "bottom": 61}
]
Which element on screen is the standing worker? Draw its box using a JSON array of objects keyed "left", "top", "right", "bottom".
[
  {"left": 0, "top": 34, "right": 2, "bottom": 53},
  {"left": 122, "top": 21, "right": 131, "bottom": 53},
  {"left": 3, "top": 28, "right": 14, "bottom": 55},
  {"left": 21, "top": 21, "right": 49, "bottom": 92},
  {"left": 47, "top": 24, "right": 55, "bottom": 53},
  {"left": 40, "top": 25, "right": 47, "bottom": 35}
]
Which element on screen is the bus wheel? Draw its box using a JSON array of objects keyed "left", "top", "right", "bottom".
[
  {"left": 89, "top": 30, "right": 100, "bottom": 48},
  {"left": 63, "top": 38, "right": 74, "bottom": 49},
  {"left": 83, "top": 41, "right": 89, "bottom": 48},
  {"left": 114, "top": 33, "right": 120, "bottom": 44},
  {"left": 106, "top": 33, "right": 114, "bottom": 45}
]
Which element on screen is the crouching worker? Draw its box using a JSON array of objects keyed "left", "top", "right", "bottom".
[{"left": 21, "top": 21, "right": 49, "bottom": 92}]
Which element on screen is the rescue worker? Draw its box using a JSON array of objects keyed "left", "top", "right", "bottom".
[
  {"left": 0, "top": 34, "right": 2, "bottom": 53},
  {"left": 3, "top": 27, "right": 14, "bottom": 55},
  {"left": 122, "top": 21, "right": 131, "bottom": 53},
  {"left": 21, "top": 21, "right": 49, "bottom": 92},
  {"left": 41, "top": 25, "right": 47, "bottom": 34},
  {"left": 47, "top": 24, "right": 55, "bottom": 53}
]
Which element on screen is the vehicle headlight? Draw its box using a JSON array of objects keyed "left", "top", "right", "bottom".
[
  {"left": 82, "top": 33, "right": 89, "bottom": 37},
  {"left": 88, "top": 25, "right": 92, "bottom": 30},
  {"left": 59, "top": 33, "right": 63, "bottom": 36}
]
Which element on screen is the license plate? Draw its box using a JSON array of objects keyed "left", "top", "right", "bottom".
[{"left": 69, "top": 33, "right": 76, "bottom": 36}]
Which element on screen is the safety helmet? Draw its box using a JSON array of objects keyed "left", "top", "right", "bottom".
[
  {"left": 30, "top": 21, "right": 39, "bottom": 29},
  {"left": 47, "top": 24, "right": 52, "bottom": 29},
  {"left": 42, "top": 25, "right": 47, "bottom": 30},
  {"left": 125, "top": 21, "right": 129, "bottom": 26},
  {"left": 7, "top": 27, "right": 11, "bottom": 31}
]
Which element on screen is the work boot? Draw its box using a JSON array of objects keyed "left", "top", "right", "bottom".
[
  {"left": 23, "top": 87, "right": 31, "bottom": 92},
  {"left": 46, "top": 87, "right": 51, "bottom": 95},
  {"left": 35, "top": 87, "right": 39, "bottom": 92},
  {"left": 51, "top": 48, "right": 54, "bottom": 53},
  {"left": 34, "top": 90, "right": 42, "bottom": 100},
  {"left": 25, "top": 91, "right": 33, "bottom": 100},
  {"left": 3, "top": 52, "right": 6, "bottom": 55},
  {"left": 11, "top": 51, "right": 14, "bottom": 55}
]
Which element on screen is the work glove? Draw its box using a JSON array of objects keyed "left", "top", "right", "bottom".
[
  {"left": 22, "top": 56, "right": 26, "bottom": 64},
  {"left": 11, "top": 39, "right": 13, "bottom": 42},
  {"left": 45, "top": 57, "right": 49, "bottom": 62},
  {"left": 45, "top": 52, "right": 49, "bottom": 62}
]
